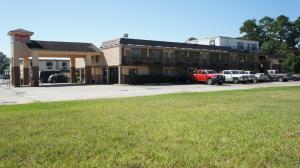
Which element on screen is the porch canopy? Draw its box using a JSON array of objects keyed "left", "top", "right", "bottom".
[{"left": 8, "top": 28, "right": 100, "bottom": 87}]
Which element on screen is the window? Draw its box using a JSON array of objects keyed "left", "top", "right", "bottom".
[
  {"left": 232, "top": 70, "right": 240, "bottom": 74},
  {"left": 132, "top": 48, "right": 140, "bottom": 62},
  {"left": 163, "top": 67, "right": 175, "bottom": 76},
  {"left": 125, "top": 49, "right": 132, "bottom": 57},
  {"left": 251, "top": 44, "right": 257, "bottom": 52},
  {"left": 96, "top": 55, "right": 100, "bottom": 63},
  {"left": 209, "top": 52, "right": 220, "bottom": 64},
  {"left": 140, "top": 49, "right": 148, "bottom": 58},
  {"left": 221, "top": 53, "right": 230, "bottom": 64},
  {"left": 223, "top": 71, "right": 231, "bottom": 74},
  {"left": 247, "top": 44, "right": 251, "bottom": 52},
  {"left": 129, "top": 69, "right": 138, "bottom": 76},
  {"left": 175, "top": 51, "right": 187, "bottom": 63},
  {"left": 46, "top": 62, "right": 53, "bottom": 66},
  {"left": 189, "top": 51, "right": 200, "bottom": 64},
  {"left": 207, "top": 70, "right": 217, "bottom": 74},
  {"left": 123, "top": 49, "right": 132, "bottom": 64},
  {"left": 237, "top": 42, "right": 244, "bottom": 50},
  {"left": 149, "top": 49, "right": 163, "bottom": 63},
  {"left": 62, "top": 62, "right": 67, "bottom": 66},
  {"left": 169, "top": 68, "right": 175, "bottom": 76}
]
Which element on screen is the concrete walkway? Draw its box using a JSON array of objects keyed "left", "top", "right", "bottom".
[{"left": 0, "top": 81, "right": 300, "bottom": 105}]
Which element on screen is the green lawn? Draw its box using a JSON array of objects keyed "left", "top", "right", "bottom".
[{"left": 0, "top": 87, "right": 300, "bottom": 167}]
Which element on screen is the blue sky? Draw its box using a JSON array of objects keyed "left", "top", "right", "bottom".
[{"left": 1, "top": 0, "right": 299, "bottom": 56}]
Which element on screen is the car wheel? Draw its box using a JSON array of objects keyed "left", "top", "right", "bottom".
[
  {"left": 253, "top": 77, "right": 258, "bottom": 83},
  {"left": 233, "top": 78, "right": 239, "bottom": 84},
  {"left": 207, "top": 79, "right": 213, "bottom": 85},
  {"left": 278, "top": 77, "right": 283, "bottom": 82},
  {"left": 218, "top": 82, "right": 223, "bottom": 85}
]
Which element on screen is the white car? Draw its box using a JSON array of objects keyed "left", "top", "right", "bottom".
[
  {"left": 244, "top": 71, "right": 266, "bottom": 82},
  {"left": 221, "top": 70, "right": 254, "bottom": 84}
]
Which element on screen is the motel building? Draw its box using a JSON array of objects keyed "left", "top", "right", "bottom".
[{"left": 8, "top": 29, "right": 259, "bottom": 87}]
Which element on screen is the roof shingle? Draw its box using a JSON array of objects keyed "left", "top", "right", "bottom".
[
  {"left": 101, "top": 38, "right": 234, "bottom": 52},
  {"left": 26, "top": 40, "right": 99, "bottom": 52}
]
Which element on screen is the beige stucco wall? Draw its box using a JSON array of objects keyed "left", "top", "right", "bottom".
[
  {"left": 101, "top": 47, "right": 121, "bottom": 66},
  {"left": 75, "top": 58, "right": 85, "bottom": 68},
  {"left": 91, "top": 66, "right": 103, "bottom": 75},
  {"left": 122, "top": 66, "right": 149, "bottom": 75}
]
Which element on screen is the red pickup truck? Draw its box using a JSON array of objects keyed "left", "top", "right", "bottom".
[{"left": 189, "top": 69, "right": 225, "bottom": 85}]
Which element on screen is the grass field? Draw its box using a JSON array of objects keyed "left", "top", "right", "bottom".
[{"left": 0, "top": 87, "right": 300, "bottom": 167}]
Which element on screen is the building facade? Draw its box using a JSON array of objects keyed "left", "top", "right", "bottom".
[
  {"left": 8, "top": 28, "right": 262, "bottom": 87},
  {"left": 97, "top": 38, "right": 258, "bottom": 84},
  {"left": 188, "top": 36, "right": 259, "bottom": 53}
]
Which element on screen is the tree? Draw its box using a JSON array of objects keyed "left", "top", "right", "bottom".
[
  {"left": 284, "top": 52, "right": 300, "bottom": 73},
  {"left": 240, "top": 19, "right": 262, "bottom": 43},
  {"left": 240, "top": 15, "right": 300, "bottom": 72},
  {"left": 0, "top": 52, "right": 10, "bottom": 75}
]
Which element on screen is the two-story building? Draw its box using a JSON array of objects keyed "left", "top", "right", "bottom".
[
  {"left": 93, "top": 38, "right": 258, "bottom": 84},
  {"left": 188, "top": 36, "right": 259, "bottom": 54},
  {"left": 8, "top": 29, "right": 259, "bottom": 87}
]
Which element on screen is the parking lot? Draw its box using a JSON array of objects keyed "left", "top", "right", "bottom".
[{"left": 0, "top": 80, "right": 300, "bottom": 105}]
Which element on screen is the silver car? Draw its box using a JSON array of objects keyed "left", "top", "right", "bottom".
[{"left": 222, "top": 70, "right": 252, "bottom": 84}]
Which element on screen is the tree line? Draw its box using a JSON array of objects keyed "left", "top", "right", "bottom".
[{"left": 240, "top": 15, "right": 300, "bottom": 73}]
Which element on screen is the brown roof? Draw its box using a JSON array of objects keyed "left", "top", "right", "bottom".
[
  {"left": 101, "top": 38, "right": 234, "bottom": 52},
  {"left": 7, "top": 29, "right": 34, "bottom": 36},
  {"left": 26, "top": 40, "right": 100, "bottom": 52}
]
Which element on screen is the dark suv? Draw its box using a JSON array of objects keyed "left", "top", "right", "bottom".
[{"left": 48, "top": 74, "right": 68, "bottom": 83}]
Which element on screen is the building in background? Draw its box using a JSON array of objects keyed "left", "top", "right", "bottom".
[
  {"left": 19, "top": 58, "right": 70, "bottom": 83},
  {"left": 188, "top": 36, "right": 259, "bottom": 54},
  {"left": 20, "top": 58, "right": 70, "bottom": 72}
]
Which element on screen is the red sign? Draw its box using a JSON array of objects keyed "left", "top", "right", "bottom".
[{"left": 15, "top": 34, "right": 30, "bottom": 42}]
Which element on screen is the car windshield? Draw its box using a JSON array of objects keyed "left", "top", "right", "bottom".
[
  {"left": 231, "top": 71, "right": 240, "bottom": 74},
  {"left": 249, "top": 71, "right": 256, "bottom": 74},
  {"left": 206, "top": 70, "right": 217, "bottom": 74}
]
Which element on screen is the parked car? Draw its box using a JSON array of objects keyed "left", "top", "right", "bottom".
[
  {"left": 2, "top": 75, "right": 10, "bottom": 80},
  {"left": 40, "top": 70, "right": 60, "bottom": 83},
  {"left": 267, "top": 70, "right": 290, "bottom": 82},
  {"left": 48, "top": 74, "right": 68, "bottom": 83},
  {"left": 291, "top": 74, "right": 300, "bottom": 81},
  {"left": 189, "top": 69, "right": 225, "bottom": 85},
  {"left": 221, "top": 70, "right": 253, "bottom": 84},
  {"left": 244, "top": 71, "right": 267, "bottom": 82}
]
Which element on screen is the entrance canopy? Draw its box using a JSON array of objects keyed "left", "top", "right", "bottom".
[
  {"left": 8, "top": 28, "right": 100, "bottom": 87},
  {"left": 26, "top": 40, "right": 99, "bottom": 58}
]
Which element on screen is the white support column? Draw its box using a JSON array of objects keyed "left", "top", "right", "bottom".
[{"left": 118, "top": 66, "right": 122, "bottom": 84}]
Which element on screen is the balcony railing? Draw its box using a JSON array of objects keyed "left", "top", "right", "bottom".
[{"left": 122, "top": 56, "right": 258, "bottom": 70}]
